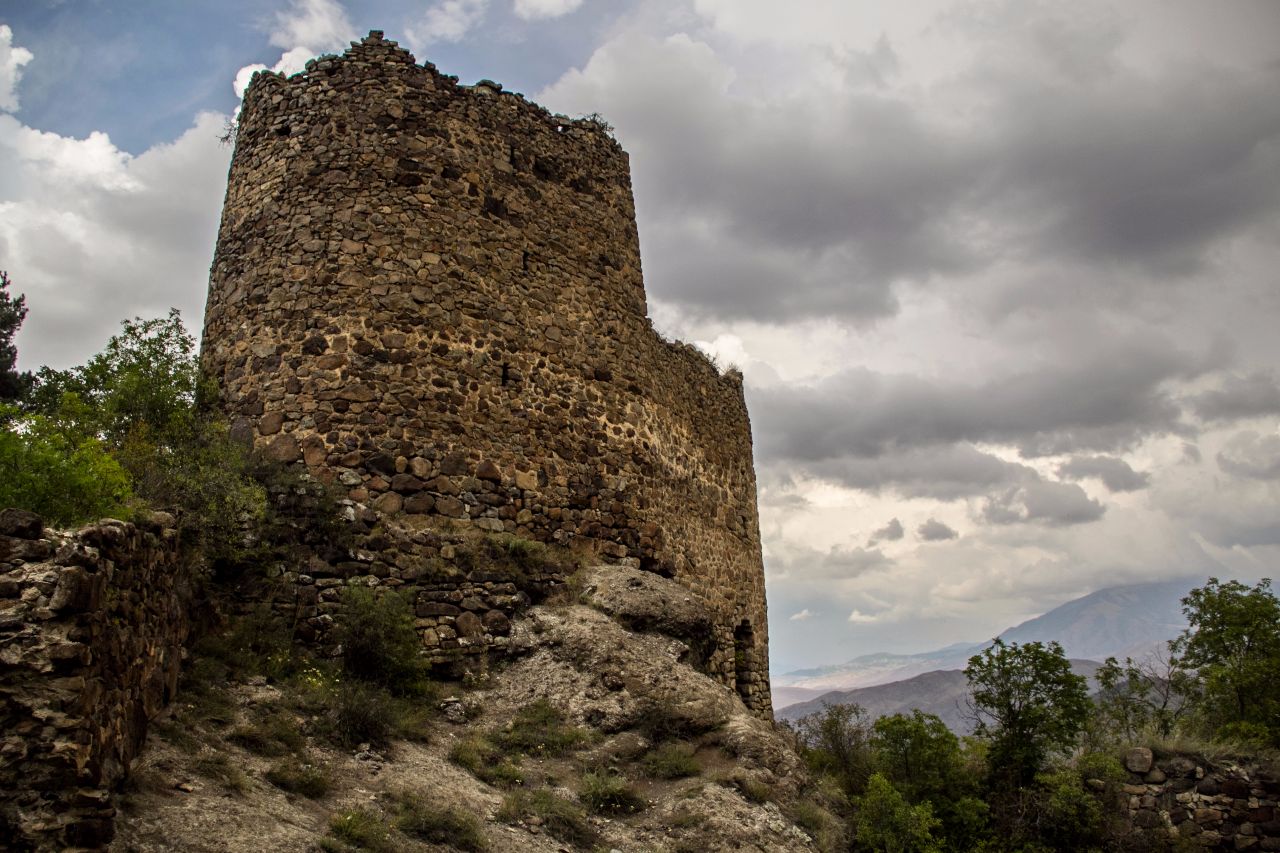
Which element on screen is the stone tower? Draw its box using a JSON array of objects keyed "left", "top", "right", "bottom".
[{"left": 202, "top": 32, "right": 771, "bottom": 715}]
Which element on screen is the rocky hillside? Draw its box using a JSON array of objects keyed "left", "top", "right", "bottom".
[{"left": 109, "top": 567, "right": 837, "bottom": 853}]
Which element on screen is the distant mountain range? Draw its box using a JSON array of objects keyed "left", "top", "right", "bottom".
[
  {"left": 776, "top": 660, "right": 1104, "bottom": 732},
  {"left": 773, "top": 578, "right": 1200, "bottom": 725}
]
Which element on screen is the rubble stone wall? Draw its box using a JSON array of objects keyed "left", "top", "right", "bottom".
[
  {"left": 201, "top": 32, "right": 771, "bottom": 714},
  {"left": 0, "top": 510, "right": 193, "bottom": 850},
  {"left": 1120, "top": 747, "right": 1280, "bottom": 850}
]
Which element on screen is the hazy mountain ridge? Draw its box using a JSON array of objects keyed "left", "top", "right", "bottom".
[
  {"left": 774, "top": 579, "right": 1201, "bottom": 721},
  {"left": 776, "top": 660, "right": 1104, "bottom": 733}
]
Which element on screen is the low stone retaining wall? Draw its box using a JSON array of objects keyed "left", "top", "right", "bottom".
[
  {"left": 1121, "top": 747, "right": 1280, "bottom": 850},
  {"left": 249, "top": 516, "right": 566, "bottom": 675},
  {"left": 0, "top": 509, "right": 193, "bottom": 851}
]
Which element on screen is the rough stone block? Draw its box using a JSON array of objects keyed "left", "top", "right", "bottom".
[{"left": 1127, "top": 747, "right": 1155, "bottom": 774}]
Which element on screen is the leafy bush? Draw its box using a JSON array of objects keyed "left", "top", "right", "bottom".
[
  {"left": 394, "top": 797, "right": 486, "bottom": 851},
  {"left": 497, "top": 789, "right": 598, "bottom": 847},
  {"left": 871, "top": 711, "right": 964, "bottom": 802},
  {"left": 0, "top": 406, "right": 133, "bottom": 524},
  {"left": 0, "top": 271, "right": 33, "bottom": 402},
  {"left": 1173, "top": 577, "right": 1280, "bottom": 746},
  {"left": 336, "top": 587, "right": 428, "bottom": 694},
  {"left": 853, "top": 773, "right": 943, "bottom": 853},
  {"left": 579, "top": 771, "right": 646, "bottom": 815},
  {"left": 788, "top": 703, "right": 875, "bottom": 797},
  {"left": 29, "top": 310, "right": 200, "bottom": 447},
  {"left": 640, "top": 742, "right": 700, "bottom": 779},
  {"left": 1031, "top": 763, "right": 1118, "bottom": 851}
]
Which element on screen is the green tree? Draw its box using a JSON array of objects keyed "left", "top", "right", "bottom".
[
  {"left": 853, "top": 773, "right": 943, "bottom": 853},
  {"left": 29, "top": 309, "right": 200, "bottom": 447},
  {"left": 0, "top": 271, "right": 34, "bottom": 403},
  {"left": 965, "top": 639, "right": 1091, "bottom": 788},
  {"left": 1172, "top": 577, "right": 1280, "bottom": 745},
  {"left": 1092, "top": 651, "right": 1196, "bottom": 744},
  {"left": 789, "top": 703, "right": 875, "bottom": 797},
  {"left": 871, "top": 711, "right": 962, "bottom": 801},
  {"left": 0, "top": 404, "right": 133, "bottom": 524},
  {"left": 871, "top": 712, "right": 989, "bottom": 850}
]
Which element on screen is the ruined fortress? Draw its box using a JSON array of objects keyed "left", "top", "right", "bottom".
[{"left": 201, "top": 33, "right": 772, "bottom": 715}]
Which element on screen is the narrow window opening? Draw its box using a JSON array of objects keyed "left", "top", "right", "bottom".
[
  {"left": 501, "top": 363, "right": 510, "bottom": 386},
  {"left": 733, "top": 620, "right": 755, "bottom": 704},
  {"left": 521, "top": 250, "right": 529, "bottom": 272}
]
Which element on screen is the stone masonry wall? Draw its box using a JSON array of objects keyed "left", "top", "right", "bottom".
[
  {"left": 1119, "top": 747, "right": 1280, "bottom": 850},
  {"left": 0, "top": 510, "right": 193, "bottom": 850},
  {"left": 201, "top": 32, "right": 771, "bottom": 715}
]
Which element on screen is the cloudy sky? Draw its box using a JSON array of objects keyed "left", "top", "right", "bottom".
[{"left": 3, "top": 0, "right": 1279, "bottom": 673}]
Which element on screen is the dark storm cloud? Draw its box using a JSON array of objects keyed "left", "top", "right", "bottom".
[
  {"left": 985, "top": 66, "right": 1280, "bottom": 275},
  {"left": 750, "top": 339, "right": 1198, "bottom": 467},
  {"left": 869, "top": 517, "right": 904, "bottom": 544},
  {"left": 981, "top": 480, "right": 1105, "bottom": 527},
  {"left": 1189, "top": 372, "right": 1280, "bottom": 422},
  {"left": 803, "top": 444, "right": 1033, "bottom": 500},
  {"left": 555, "top": 14, "right": 1280, "bottom": 325},
  {"left": 1216, "top": 431, "right": 1280, "bottom": 480},
  {"left": 1056, "top": 455, "right": 1150, "bottom": 492},
  {"left": 918, "top": 519, "right": 959, "bottom": 541}
]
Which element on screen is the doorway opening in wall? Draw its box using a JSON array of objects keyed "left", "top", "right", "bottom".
[{"left": 734, "top": 620, "right": 754, "bottom": 703}]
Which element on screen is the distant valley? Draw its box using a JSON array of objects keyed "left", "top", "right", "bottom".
[{"left": 774, "top": 578, "right": 1199, "bottom": 726}]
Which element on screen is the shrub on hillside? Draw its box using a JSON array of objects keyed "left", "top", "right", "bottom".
[
  {"left": 497, "top": 789, "right": 598, "bottom": 847},
  {"left": 335, "top": 587, "right": 429, "bottom": 695},
  {"left": 579, "top": 771, "right": 646, "bottom": 815},
  {"left": 853, "top": 773, "right": 943, "bottom": 853},
  {"left": 393, "top": 797, "right": 486, "bottom": 851},
  {"left": 490, "top": 698, "right": 588, "bottom": 756}
]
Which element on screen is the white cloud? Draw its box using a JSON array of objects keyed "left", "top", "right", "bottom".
[
  {"left": 847, "top": 609, "right": 880, "bottom": 624},
  {"left": 0, "top": 116, "right": 137, "bottom": 191},
  {"left": 269, "top": 0, "right": 354, "bottom": 51},
  {"left": 513, "top": 0, "right": 584, "bottom": 20},
  {"left": 1, "top": 110, "right": 231, "bottom": 369},
  {"left": 789, "top": 609, "right": 812, "bottom": 622},
  {"left": 0, "top": 25, "right": 34, "bottom": 113},
  {"left": 407, "top": 0, "right": 490, "bottom": 48},
  {"left": 234, "top": 0, "right": 356, "bottom": 99}
]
